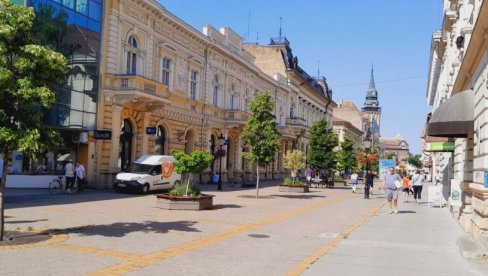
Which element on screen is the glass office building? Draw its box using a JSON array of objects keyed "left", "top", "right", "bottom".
[{"left": 10, "top": 0, "right": 102, "bottom": 173}]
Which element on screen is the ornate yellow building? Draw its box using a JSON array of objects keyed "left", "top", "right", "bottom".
[{"left": 93, "top": 0, "right": 334, "bottom": 188}]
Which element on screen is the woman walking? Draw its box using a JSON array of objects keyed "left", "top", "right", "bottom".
[
  {"left": 402, "top": 173, "right": 410, "bottom": 203},
  {"left": 411, "top": 170, "right": 425, "bottom": 204}
]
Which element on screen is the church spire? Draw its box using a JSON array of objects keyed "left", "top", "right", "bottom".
[
  {"left": 368, "top": 67, "right": 376, "bottom": 92},
  {"left": 364, "top": 66, "right": 379, "bottom": 107}
]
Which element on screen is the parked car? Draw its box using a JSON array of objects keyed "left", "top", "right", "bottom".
[{"left": 113, "top": 155, "right": 181, "bottom": 193}]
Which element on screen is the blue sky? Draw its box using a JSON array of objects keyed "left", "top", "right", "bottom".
[{"left": 160, "top": 0, "right": 442, "bottom": 154}]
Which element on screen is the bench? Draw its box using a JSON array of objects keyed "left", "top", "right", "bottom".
[{"left": 310, "top": 178, "right": 327, "bottom": 188}]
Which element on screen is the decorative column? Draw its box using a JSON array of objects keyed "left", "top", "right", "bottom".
[
  {"left": 109, "top": 105, "right": 123, "bottom": 171},
  {"left": 141, "top": 112, "right": 151, "bottom": 154}
]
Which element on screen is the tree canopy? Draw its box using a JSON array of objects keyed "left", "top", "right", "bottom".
[
  {"left": 0, "top": 0, "right": 68, "bottom": 241},
  {"left": 306, "top": 118, "right": 338, "bottom": 169},
  {"left": 336, "top": 134, "right": 357, "bottom": 172},
  {"left": 242, "top": 91, "right": 280, "bottom": 198}
]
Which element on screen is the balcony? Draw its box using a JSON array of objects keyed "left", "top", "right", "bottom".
[
  {"left": 224, "top": 109, "right": 250, "bottom": 127},
  {"left": 105, "top": 74, "right": 171, "bottom": 106},
  {"left": 286, "top": 117, "right": 307, "bottom": 127}
]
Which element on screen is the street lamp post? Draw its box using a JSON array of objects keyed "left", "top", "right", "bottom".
[
  {"left": 363, "top": 133, "right": 372, "bottom": 199},
  {"left": 217, "top": 133, "right": 227, "bottom": 191}
]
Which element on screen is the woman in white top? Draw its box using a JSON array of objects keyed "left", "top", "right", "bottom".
[{"left": 411, "top": 170, "right": 425, "bottom": 204}]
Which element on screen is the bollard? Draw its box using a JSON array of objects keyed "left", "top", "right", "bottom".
[{"left": 364, "top": 187, "right": 370, "bottom": 199}]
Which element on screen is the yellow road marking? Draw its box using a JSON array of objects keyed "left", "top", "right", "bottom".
[
  {"left": 0, "top": 229, "right": 68, "bottom": 250},
  {"left": 286, "top": 201, "right": 387, "bottom": 276},
  {"left": 88, "top": 194, "right": 354, "bottom": 276},
  {"left": 51, "top": 243, "right": 141, "bottom": 260}
]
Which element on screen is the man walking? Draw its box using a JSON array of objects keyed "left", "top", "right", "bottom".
[
  {"left": 382, "top": 167, "right": 402, "bottom": 214},
  {"left": 65, "top": 159, "right": 75, "bottom": 193},
  {"left": 75, "top": 161, "right": 86, "bottom": 191}
]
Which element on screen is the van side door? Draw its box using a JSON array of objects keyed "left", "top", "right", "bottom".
[{"left": 150, "top": 165, "right": 163, "bottom": 188}]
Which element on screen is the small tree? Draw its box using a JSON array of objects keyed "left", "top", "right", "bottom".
[
  {"left": 0, "top": 0, "right": 67, "bottom": 241},
  {"left": 336, "top": 135, "right": 357, "bottom": 174},
  {"left": 172, "top": 150, "right": 214, "bottom": 196},
  {"left": 357, "top": 146, "right": 379, "bottom": 172},
  {"left": 284, "top": 150, "right": 306, "bottom": 184},
  {"left": 408, "top": 153, "right": 423, "bottom": 168},
  {"left": 307, "top": 118, "right": 338, "bottom": 170},
  {"left": 242, "top": 91, "right": 280, "bottom": 198}
]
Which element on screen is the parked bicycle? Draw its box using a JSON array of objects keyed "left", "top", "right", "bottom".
[{"left": 49, "top": 176, "right": 78, "bottom": 194}]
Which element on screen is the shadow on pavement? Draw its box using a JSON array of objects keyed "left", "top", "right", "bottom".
[
  {"left": 212, "top": 204, "right": 242, "bottom": 209},
  {"left": 7, "top": 219, "right": 49, "bottom": 224},
  {"left": 398, "top": 210, "right": 417, "bottom": 214},
  {"left": 54, "top": 220, "right": 201, "bottom": 237},
  {"left": 270, "top": 194, "right": 327, "bottom": 199},
  {"left": 4, "top": 189, "right": 165, "bottom": 209}
]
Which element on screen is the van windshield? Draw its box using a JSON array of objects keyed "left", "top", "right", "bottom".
[{"left": 127, "top": 163, "right": 153, "bottom": 174}]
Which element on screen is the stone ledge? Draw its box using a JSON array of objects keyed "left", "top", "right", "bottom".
[
  {"left": 156, "top": 194, "right": 214, "bottom": 210},
  {"left": 279, "top": 185, "right": 309, "bottom": 193}
]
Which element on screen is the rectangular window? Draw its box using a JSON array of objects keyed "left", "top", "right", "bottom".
[
  {"left": 190, "top": 70, "right": 197, "bottom": 100},
  {"left": 63, "top": 0, "right": 75, "bottom": 9},
  {"left": 126, "top": 52, "right": 137, "bottom": 75},
  {"left": 213, "top": 86, "right": 218, "bottom": 106},
  {"left": 162, "top": 58, "right": 171, "bottom": 85},
  {"left": 76, "top": 0, "right": 88, "bottom": 15},
  {"left": 88, "top": 0, "right": 101, "bottom": 20}
]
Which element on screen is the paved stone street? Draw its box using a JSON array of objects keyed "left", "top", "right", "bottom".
[{"left": 1, "top": 181, "right": 487, "bottom": 276}]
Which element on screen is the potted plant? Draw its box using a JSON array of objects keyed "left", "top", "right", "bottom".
[
  {"left": 280, "top": 150, "right": 309, "bottom": 192},
  {"left": 279, "top": 178, "right": 310, "bottom": 193},
  {"left": 156, "top": 150, "right": 215, "bottom": 210}
]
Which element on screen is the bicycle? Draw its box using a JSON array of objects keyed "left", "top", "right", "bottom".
[
  {"left": 49, "top": 176, "right": 78, "bottom": 194},
  {"left": 230, "top": 172, "right": 247, "bottom": 187}
]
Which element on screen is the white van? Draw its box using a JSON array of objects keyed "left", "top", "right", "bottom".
[{"left": 114, "top": 155, "right": 181, "bottom": 193}]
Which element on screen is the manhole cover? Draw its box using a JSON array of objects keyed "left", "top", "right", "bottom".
[
  {"left": 248, "top": 234, "right": 270, "bottom": 238},
  {"left": 0, "top": 231, "right": 52, "bottom": 246}
]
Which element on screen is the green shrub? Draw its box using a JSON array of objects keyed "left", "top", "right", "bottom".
[
  {"left": 283, "top": 178, "right": 305, "bottom": 187},
  {"left": 334, "top": 177, "right": 344, "bottom": 182},
  {"left": 170, "top": 183, "right": 201, "bottom": 196}
]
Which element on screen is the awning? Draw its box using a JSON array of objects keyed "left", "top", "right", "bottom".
[{"left": 427, "top": 89, "right": 474, "bottom": 137}]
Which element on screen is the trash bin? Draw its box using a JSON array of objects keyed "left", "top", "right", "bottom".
[{"left": 212, "top": 174, "right": 220, "bottom": 184}]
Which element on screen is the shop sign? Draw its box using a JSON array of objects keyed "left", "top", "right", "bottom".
[
  {"left": 94, "top": 130, "right": 112, "bottom": 140},
  {"left": 425, "top": 142, "right": 455, "bottom": 152},
  {"left": 146, "top": 127, "right": 156, "bottom": 135}
]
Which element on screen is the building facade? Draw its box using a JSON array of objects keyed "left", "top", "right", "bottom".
[
  {"left": 379, "top": 135, "right": 410, "bottom": 166},
  {"left": 94, "top": 0, "right": 334, "bottom": 188},
  {"left": 9, "top": 0, "right": 102, "bottom": 179},
  {"left": 425, "top": 0, "right": 488, "bottom": 239},
  {"left": 333, "top": 101, "right": 364, "bottom": 149}
]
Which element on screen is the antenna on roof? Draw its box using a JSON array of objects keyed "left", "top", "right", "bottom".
[
  {"left": 317, "top": 60, "right": 320, "bottom": 78},
  {"left": 256, "top": 31, "right": 259, "bottom": 45},
  {"left": 279, "top": 16, "right": 283, "bottom": 41}
]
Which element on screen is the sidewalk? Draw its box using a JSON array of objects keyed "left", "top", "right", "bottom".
[{"left": 304, "top": 182, "right": 488, "bottom": 276}]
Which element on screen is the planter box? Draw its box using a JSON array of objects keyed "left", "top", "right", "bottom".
[
  {"left": 156, "top": 194, "right": 214, "bottom": 210},
  {"left": 279, "top": 185, "right": 309, "bottom": 193}
]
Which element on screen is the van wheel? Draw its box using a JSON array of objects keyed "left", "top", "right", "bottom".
[{"left": 141, "top": 184, "right": 150, "bottom": 194}]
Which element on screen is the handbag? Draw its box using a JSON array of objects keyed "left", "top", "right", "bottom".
[{"left": 394, "top": 180, "right": 402, "bottom": 189}]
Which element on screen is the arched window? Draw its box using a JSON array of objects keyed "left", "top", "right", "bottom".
[
  {"left": 290, "top": 103, "right": 295, "bottom": 118},
  {"left": 155, "top": 126, "right": 166, "bottom": 155},
  {"left": 119, "top": 119, "right": 133, "bottom": 172},
  {"left": 184, "top": 130, "right": 194, "bottom": 154},
  {"left": 213, "top": 75, "right": 219, "bottom": 106},
  {"left": 229, "top": 83, "right": 236, "bottom": 110},
  {"left": 244, "top": 89, "right": 250, "bottom": 112},
  {"left": 126, "top": 36, "right": 138, "bottom": 75}
]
